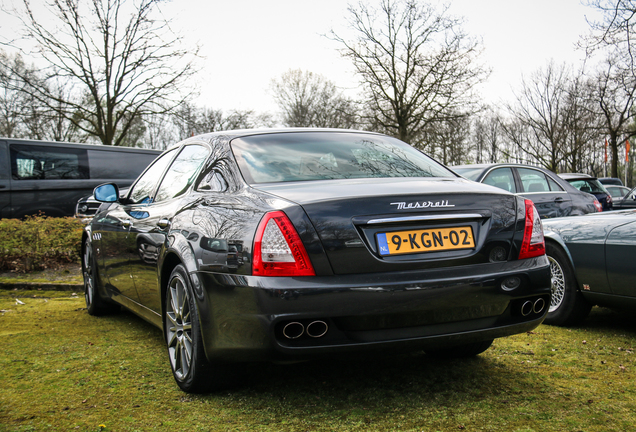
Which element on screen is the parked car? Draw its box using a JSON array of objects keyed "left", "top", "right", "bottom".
[
  {"left": 558, "top": 173, "right": 613, "bottom": 211},
  {"left": 83, "top": 129, "right": 551, "bottom": 393},
  {"left": 599, "top": 177, "right": 623, "bottom": 186},
  {"left": 605, "top": 185, "right": 631, "bottom": 200},
  {"left": 542, "top": 209, "right": 636, "bottom": 326},
  {"left": 0, "top": 138, "right": 160, "bottom": 218},
  {"left": 612, "top": 185, "right": 636, "bottom": 210},
  {"left": 451, "top": 163, "right": 601, "bottom": 218}
]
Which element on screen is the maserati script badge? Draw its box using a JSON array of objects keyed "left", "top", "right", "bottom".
[{"left": 391, "top": 200, "right": 455, "bottom": 210}]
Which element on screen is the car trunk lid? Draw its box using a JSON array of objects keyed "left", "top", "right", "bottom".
[{"left": 253, "top": 177, "right": 520, "bottom": 275}]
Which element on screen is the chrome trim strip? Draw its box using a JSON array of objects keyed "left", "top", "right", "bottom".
[{"left": 366, "top": 213, "right": 484, "bottom": 224}]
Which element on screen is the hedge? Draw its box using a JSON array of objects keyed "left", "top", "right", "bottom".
[{"left": 0, "top": 215, "right": 84, "bottom": 272}]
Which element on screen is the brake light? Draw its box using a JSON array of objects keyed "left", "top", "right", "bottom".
[
  {"left": 518, "top": 199, "right": 545, "bottom": 259},
  {"left": 252, "top": 211, "right": 315, "bottom": 277},
  {"left": 593, "top": 199, "right": 602, "bottom": 212}
]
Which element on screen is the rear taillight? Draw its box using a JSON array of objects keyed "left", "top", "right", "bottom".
[
  {"left": 593, "top": 199, "right": 602, "bottom": 212},
  {"left": 252, "top": 211, "right": 315, "bottom": 277},
  {"left": 518, "top": 199, "right": 545, "bottom": 260}
]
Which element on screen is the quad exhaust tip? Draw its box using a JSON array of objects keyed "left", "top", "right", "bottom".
[
  {"left": 306, "top": 320, "right": 328, "bottom": 338},
  {"left": 282, "top": 322, "right": 304, "bottom": 339},
  {"left": 521, "top": 298, "right": 546, "bottom": 316},
  {"left": 282, "top": 320, "right": 329, "bottom": 339}
]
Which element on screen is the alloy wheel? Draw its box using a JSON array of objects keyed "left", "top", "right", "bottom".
[{"left": 166, "top": 274, "right": 193, "bottom": 380}]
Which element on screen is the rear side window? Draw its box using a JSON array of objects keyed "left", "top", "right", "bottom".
[
  {"left": 10, "top": 144, "right": 89, "bottom": 180},
  {"left": 483, "top": 168, "right": 516, "bottom": 193},
  {"left": 231, "top": 132, "right": 455, "bottom": 184},
  {"left": 155, "top": 145, "right": 209, "bottom": 202},
  {"left": 546, "top": 176, "right": 563, "bottom": 192},
  {"left": 518, "top": 168, "right": 550, "bottom": 193},
  {"left": 128, "top": 149, "right": 177, "bottom": 204}
]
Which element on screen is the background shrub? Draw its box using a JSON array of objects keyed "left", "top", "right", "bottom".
[{"left": 0, "top": 215, "right": 83, "bottom": 272}]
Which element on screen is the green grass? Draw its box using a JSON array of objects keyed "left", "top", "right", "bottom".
[{"left": 1, "top": 290, "right": 635, "bottom": 431}]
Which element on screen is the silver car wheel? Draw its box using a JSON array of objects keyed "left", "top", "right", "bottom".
[
  {"left": 166, "top": 273, "right": 193, "bottom": 380},
  {"left": 548, "top": 255, "right": 565, "bottom": 312}
]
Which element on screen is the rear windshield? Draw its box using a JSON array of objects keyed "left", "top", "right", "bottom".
[
  {"left": 568, "top": 179, "right": 607, "bottom": 194},
  {"left": 230, "top": 132, "right": 455, "bottom": 184}
]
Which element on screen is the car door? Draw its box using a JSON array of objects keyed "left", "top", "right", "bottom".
[
  {"left": 605, "top": 220, "right": 636, "bottom": 297},
  {"left": 615, "top": 187, "right": 636, "bottom": 209},
  {"left": 97, "top": 148, "right": 177, "bottom": 302},
  {"left": 129, "top": 143, "right": 211, "bottom": 314},
  {"left": 516, "top": 167, "right": 572, "bottom": 218}
]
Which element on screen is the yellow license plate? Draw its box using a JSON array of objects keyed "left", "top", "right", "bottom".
[{"left": 377, "top": 226, "right": 475, "bottom": 256}]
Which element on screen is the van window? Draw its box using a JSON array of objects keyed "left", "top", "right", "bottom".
[
  {"left": 10, "top": 144, "right": 89, "bottom": 180},
  {"left": 87, "top": 149, "right": 159, "bottom": 179}
]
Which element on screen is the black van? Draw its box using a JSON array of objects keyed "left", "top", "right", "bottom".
[{"left": 0, "top": 138, "right": 161, "bottom": 218}]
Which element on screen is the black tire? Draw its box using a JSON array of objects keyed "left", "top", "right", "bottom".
[
  {"left": 543, "top": 242, "right": 592, "bottom": 326},
  {"left": 425, "top": 339, "right": 493, "bottom": 358},
  {"left": 83, "top": 237, "right": 115, "bottom": 316},
  {"left": 165, "top": 264, "right": 238, "bottom": 393}
]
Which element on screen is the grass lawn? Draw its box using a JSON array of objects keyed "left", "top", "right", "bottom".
[{"left": 1, "top": 289, "right": 635, "bottom": 432}]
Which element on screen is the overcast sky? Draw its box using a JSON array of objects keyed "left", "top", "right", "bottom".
[
  {"left": 2, "top": 0, "right": 601, "bottom": 116},
  {"left": 162, "top": 0, "right": 600, "bottom": 115}
]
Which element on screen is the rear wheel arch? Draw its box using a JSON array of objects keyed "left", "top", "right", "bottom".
[
  {"left": 544, "top": 239, "right": 592, "bottom": 326},
  {"left": 160, "top": 252, "right": 183, "bottom": 318}
]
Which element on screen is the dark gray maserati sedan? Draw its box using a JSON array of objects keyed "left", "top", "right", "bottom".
[{"left": 82, "top": 129, "right": 551, "bottom": 393}]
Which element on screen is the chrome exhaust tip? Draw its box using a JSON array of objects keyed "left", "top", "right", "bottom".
[
  {"left": 306, "top": 320, "right": 328, "bottom": 338},
  {"left": 282, "top": 322, "right": 304, "bottom": 339},
  {"left": 533, "top": 298, "right": 546, "bottom": 314},
  {"left": 521, "top": 301, "right": 534, "bottom": 317}
]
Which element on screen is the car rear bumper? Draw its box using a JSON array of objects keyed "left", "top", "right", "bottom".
[{"left": 194, "top": 256, "right": 550, "bottom": 362}]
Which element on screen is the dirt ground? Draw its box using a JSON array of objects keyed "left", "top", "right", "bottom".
[{"left": 0, "top": 262, "right": 82, "bottom": 283}]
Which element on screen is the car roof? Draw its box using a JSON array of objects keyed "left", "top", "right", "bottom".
[
  {"left": 197, "top": 128, "right": 379, "bottom": 141},
  {"left": 166, "top": 128, "right": 387, "bottom": 151},
  {"left": 452, "top": 163, "right": 551, "bottom": 171}
]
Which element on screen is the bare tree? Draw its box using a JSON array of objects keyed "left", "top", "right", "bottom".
[
  {"left": 471, "top": 110, "right": 504, "bottom": 164},
  {"left": 331, "top": 0, "right": 488, "bottom": 147},
  {"left": 590, "top": 58, "right": 636, "bottom": 177},
  {"left": 424, "top": 113, "right": 470, "bottom": 165},
  {"left": 172, "top": 103, "right": 274, "bottom": 141},
  {"left": 0, "top": 50, "right": 82, "bottom": 141},
  {"left": 561, "top": 72, "right": 604, "bottom": 173},
  {"left": 5, "top": 0, "right": 197, "bottom": 146},
  {"left": 581, "top": 1, "right": 636, "bottom": 178},
  {"left": 505, "top": 62, "right": 576, "bottom": 172},
  {"left": 0, "top": 51, "right": 33, "bottom": 138},
  {"left": 271, "top": 69, "right": 359, "bottom": 128},
  {"left": 583, "top": 0, "right": 636, "bottom": 73}
]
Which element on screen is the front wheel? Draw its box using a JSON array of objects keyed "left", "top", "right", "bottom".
[
  {"left": 543, "top": 242, "right": 591, "bottom": 326},
  {"left": 83, "top": 238, "right": 115, "bottom": 316}
]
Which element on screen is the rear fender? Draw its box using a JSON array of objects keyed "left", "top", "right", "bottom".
[{"left": 543, "top": 229, "right": 576, "bottom": 270}]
